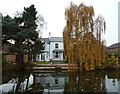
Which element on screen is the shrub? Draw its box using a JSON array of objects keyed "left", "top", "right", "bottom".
[{"left": 106, "top": 54, "right": 119, "bottom": 69}]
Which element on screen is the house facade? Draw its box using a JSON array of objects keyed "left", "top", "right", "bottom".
[
  {"left": 2, "top": 42, "right": 28, "bottom": 63},
  {"left": 36, "top": 37, "right": 64, "bottom": 61},
  {"left": 106, "top": 42, "right": 120, "bottom": 57}
]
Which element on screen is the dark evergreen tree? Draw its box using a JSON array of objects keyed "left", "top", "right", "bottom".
[{"left": 2, "top": 5, "right": 45, "bottom": 71}]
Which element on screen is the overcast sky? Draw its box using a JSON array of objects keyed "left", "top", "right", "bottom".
[{"left": 0, "top": 0, "right": 119, "bottom": 46}]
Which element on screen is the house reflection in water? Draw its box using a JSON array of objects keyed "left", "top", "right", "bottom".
[
  {"left": 33, "top": 71, "right": 108, "bottom": 93},
  {"left": 33, "top": 73, "right": 68, "bottom": 93},
  {"left": 1, "top": 71, "right": 120, "bottom": 93}
]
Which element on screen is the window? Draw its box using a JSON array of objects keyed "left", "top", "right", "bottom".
[
  {"left": 41, "top": 54, "right": 45, "bottom": 60},
  {"left": 55, "top": 52, "right": 58, "bottom": 58},
  {"left": 55, "top": 79, "right": 58, "bottom": 84},
  {"left": 55, "top": 43, "right": 58, "bottom": 48}
]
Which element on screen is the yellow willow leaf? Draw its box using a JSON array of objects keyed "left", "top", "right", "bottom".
[{"left": 63, "top": 2, "right": 106, "bottom": 71}]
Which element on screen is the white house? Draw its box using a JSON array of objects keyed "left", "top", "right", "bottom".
[{"left": 36, "top": 36, "right": 64, "bottom": 62}]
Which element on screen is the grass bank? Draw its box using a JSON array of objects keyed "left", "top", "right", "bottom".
[{"left": 33, "top": 61, "right": 68, "bottom": 64}]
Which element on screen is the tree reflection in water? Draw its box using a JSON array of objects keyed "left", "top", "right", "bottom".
[
  {"left": 1, "top": 70, "right": 120, "bottom": 93},
  {"left": 25, "top": 74, "right": 43, "bottom": 93},
  {"left": 14, "top": 72, "right": 30, "bottom": 93},
  {"left": 64, "top": 70, "right": 120, "bottom": 93},
  {"left": 14, "top": 72, "right": 43, "bottom": 93}
]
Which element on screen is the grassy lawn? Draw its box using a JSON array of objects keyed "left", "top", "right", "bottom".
[
  {"left": 33, "top": 61, "right": 68, "bottom": 64},
  {"left": 55, "top": 62, "right": 68, "bottom": 64},
  {"left": 33, "top": 62, "right": 51, "bottom": 64}
]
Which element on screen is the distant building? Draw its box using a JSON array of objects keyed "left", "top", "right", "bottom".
[
  {"left": 106, "top": 43, "right": 120, "bottom": 57},
  {"left": 2, "top": 42, "right": 28, "bottom": 63},
  {"left": 36, "top": 36, "right": 64, "bottom": 62},
  {"left": 2, "top": 41, "right": 13, "bottom": 54}
]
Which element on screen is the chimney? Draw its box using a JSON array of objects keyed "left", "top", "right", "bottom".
[{"left": 49, "top": 32, "right": 51, "bottom": 39}]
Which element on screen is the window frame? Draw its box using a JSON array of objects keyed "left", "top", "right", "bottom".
[{"left": 55, "top": 43, "right": 58, "bottom": 48}]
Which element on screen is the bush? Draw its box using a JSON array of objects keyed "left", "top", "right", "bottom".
[{"left": 106, "top": 54, "right": 119, "bottom": 69}]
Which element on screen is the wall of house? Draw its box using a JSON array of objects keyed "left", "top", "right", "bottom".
[
  {"left": 36, "top": 54, "right": 40, "bottom": 62},
  {"left": 44, "top": 42, "right": 50, "bottom": 61},
  {"left": 2, "top": 43, "right": 13, "bottom": 52},
  {"left": 23, "top": 54, "right": 28, "bottom": 63},
  {"left": 36, "top": 40, "right": 64, "bottom": 62},
  {"left": 59, "top": 52, "right": 63, "bottom": 60},
  {"left": 49, "top": 42, "right": 63, "bottom": 60},
  {"left": 4, "top": 54, "right": 28, "bottom": 63},
  {"left": 106, "top": 47, "right": 120, "bottom": 55},
  {"left": 5, "top": 54, "right": 16, "bottom": 62},
  {"left": 36, "top": 52, "right": 49, "bottom": 62}
]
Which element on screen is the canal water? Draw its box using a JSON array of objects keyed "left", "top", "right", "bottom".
[{"left": 1, "top": 70, "right": 120, "bottom": 93}]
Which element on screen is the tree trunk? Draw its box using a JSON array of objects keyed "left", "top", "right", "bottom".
[
  {"left": 15, "top": 78, "right": 21, "bottom": 93},
  {"left": 19, "top": 54, "right": 26, "bottom": 71}
]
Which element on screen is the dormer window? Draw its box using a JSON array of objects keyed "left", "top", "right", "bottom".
[{"left": 55, "top": 43, "right": 58, "bottom": 48}]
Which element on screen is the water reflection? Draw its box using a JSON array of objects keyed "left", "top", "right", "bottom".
[
  {"left": 1, "top": 70, "right": 120, "bottom": 93},
  {"left": 1, "top": 71, "right": 34, "bottom": 93},
  {"left": 64, "top": 71, "right": 107, "bottom": 93},
  {"left": 34, "top": 73, "right": 68, "bottom": 93}
]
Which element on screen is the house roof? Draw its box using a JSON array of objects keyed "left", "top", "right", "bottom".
[
  {"left": 107, "top": 43, "right": 120, "bottom": 49},
  {"left": 3, "top": 41, "right": 14, "bottom": 45},
  {"left": 42, "top": 37, "right": 63, "bottom": 42},
  {"left": 53, "top": 49, "right": 64, "bottom": 52},
  {"left": 0, "top": 51, "right": 9, "bottom": 54},
  {"left": 50, "top": 37, "right": 63, "bottom": 42},
  {"left": 42, "top": 38, "right": 49, "bottom": 42}
]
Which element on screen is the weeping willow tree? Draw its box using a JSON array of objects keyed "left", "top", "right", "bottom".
[{"left": 63, "top": 3, "right": 106, "bottom": 71}]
